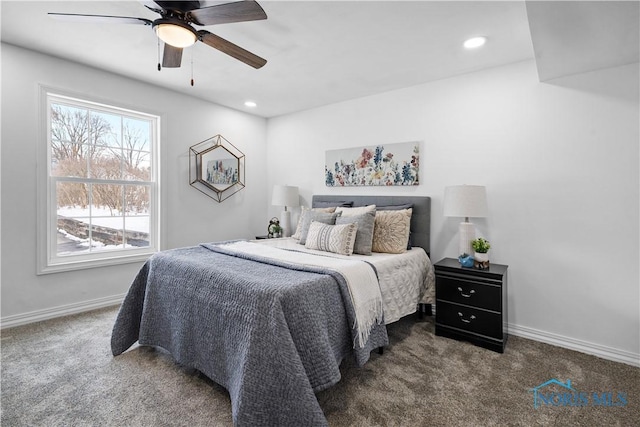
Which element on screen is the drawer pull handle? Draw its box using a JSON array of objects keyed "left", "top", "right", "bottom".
[
  {"left": 458, "top": 312, "right": 476, "bottom": 323},
  {"left": 457, "top": 287, "right": 476, "bottom": 298}
]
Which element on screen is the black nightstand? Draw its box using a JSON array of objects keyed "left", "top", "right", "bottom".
[{"left": 434, "top": 258, "right": 508, "bottom": 353}]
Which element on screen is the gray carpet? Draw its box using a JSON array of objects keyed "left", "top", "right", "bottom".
[{"left": 1, "top": 306, "right": 638, "bottom": 426}]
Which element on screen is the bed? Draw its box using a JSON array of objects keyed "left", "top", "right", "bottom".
[{"left": 111, "top": 195, "right": 434, "bottom": 426}]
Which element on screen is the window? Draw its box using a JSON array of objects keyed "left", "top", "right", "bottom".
[{"left": 38, "top": 89, "right": 160, "bottom": 274}]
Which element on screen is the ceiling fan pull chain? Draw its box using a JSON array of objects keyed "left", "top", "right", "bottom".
[
  {"left": 190, "top": 51, "right": 194, "bottom": 86},
  {"left": 157, "top": 38, "right": 161, "bottom": 71}
]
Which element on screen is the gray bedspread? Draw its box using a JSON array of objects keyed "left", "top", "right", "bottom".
[{"left": 111, "top": 242, "right": 388, "bottom": 426}]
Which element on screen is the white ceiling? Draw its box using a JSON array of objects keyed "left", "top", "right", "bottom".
[{"left": 1, "top": 1, "right": 638, "bottom": 118}]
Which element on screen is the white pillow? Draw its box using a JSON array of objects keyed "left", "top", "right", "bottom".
[
  {"left": 304, "top": 221, "right": 358, "bottom": 256},
  {"left": 335, "top": 204, "right": 376, "bottom": 217}
]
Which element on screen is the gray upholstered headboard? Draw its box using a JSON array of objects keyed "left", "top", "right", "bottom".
[{"left": 311, "top": 195, "right": 431, "bottom": 256}]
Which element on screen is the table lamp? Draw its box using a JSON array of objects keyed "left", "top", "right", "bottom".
[
  {"left": 443, "top": 185, "right": 488, "bottom": 256},
  {"left": 271, "top": 185, "right": 299, "bottom": 237}
]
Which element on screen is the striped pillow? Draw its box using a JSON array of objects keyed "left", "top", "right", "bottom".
[{"left": 304, "top": 221, "right": 358, "bottom": 256}]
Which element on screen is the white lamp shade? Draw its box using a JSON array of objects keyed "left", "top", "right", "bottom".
[
  {"left": 271, "top": 185, "right": 300, "bottom": 208},
  {"left": 272, "top": 185, "right": 299, "bottom": 238},
  {"left": 443, "top": 185, "right": 488, "bottom": 219}
]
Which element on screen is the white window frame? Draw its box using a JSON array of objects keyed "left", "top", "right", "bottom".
[{"left": 37, "top": 87, "right": 161, "bottom": 274}]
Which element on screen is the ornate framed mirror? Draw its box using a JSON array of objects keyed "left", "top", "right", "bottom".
[{"left": 189, "top": 135, "right": 245, "bottom": 202}]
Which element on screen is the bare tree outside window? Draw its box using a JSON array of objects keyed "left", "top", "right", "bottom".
[{"left": 51, "top": 102, "right": 153, "bottom": 256}]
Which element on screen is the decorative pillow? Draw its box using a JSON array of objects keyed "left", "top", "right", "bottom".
[
  {"left": 292, "top": 206, "right": 336, "bottom": 240},
  {"left": 336, "top": 210, "right": 376, "bottom": 255},
  {"left": 312, "top": 201, "right": 353, "bottom": 209},
  {"left": 305, "top": 221, "right": 358, "bottom": 256},
  {"left": 335, "top": 204, "right": 376, "bottom": 217},
  {"left": 371, "top": 208, "right": 412, "bottom": 254},
  {"left": 298, "top": 211, "right": 341, "bottom": 245},
  {"left": 377, "top": 203, "right": 412, "bottom": 211},
  {"left": 378, "top": 204, "right": 414, "bottom": 249}
]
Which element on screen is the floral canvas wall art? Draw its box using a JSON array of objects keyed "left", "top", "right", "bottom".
[{"left": 325, "top": 141, "right": 420, "bottom": 187}]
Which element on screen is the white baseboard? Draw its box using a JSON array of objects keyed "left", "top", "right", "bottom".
[
  {"left": 508, "top": 322, "right": 640, "bottom": 368},
  {"left": 0, "top": 294, "right": 125, "bottom": 329}
]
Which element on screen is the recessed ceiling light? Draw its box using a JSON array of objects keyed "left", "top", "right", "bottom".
[
  {"left": 244, "top": 101, "right": 257, "bottom": 108},
  {"left": 463, "top": 36, "right": 487, "bottom": 49}
]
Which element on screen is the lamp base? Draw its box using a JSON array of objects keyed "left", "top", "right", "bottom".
[
  {"left": 459, "top": 222, "right": 475, "bottom": 256},
  {"left": 280, "top": 210, "right": 292, "bottom": 238}
]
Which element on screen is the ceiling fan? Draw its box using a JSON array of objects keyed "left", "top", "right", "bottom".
[{"left": 48, "top": 1, "right": 268, "bottom": 70}]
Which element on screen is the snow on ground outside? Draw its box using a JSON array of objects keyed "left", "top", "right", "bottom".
[
  {"left": 57, "top": 206, "right": 149, "bottom": 254},
  {"left": 57, "top": 206, "right": 149, "bottom": 233}
]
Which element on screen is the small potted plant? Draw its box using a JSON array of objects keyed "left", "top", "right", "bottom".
[
  {"left": 471, "top": 237, "right": 491, "bottom": 268},
  {"left": 267, "top": 217, "right": 283, "bottom": 238}
]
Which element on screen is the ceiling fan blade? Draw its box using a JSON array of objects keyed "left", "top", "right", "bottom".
[
  {"left": 153, "top": 1, "right": 202, "bottom": 13},
  {"left": 48, "top": 13, "right": 152, "bottom": 26},
  {"left": 140, "top": 1, "right": 163, "bottom": 14},
  {"left": 197, "top": 30, "right": 266, "bottom": 69},
  {"left": 162, "top": 44, "right": 183, "bottom": 68},
  {"left": 188, "top": 1, "right": 266, "bottom": 26}
]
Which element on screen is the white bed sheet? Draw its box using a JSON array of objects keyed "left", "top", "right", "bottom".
[{"left": 253, "top": 237, "right": 435, "bottom": 324}]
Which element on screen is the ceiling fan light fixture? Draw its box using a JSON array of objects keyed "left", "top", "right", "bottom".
[{"left": 154, "top": 20, "right": 197, "bottom": 48}]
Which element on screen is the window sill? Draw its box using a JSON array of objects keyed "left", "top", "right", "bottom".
[{"left": 37, "top": 251, "right": 154, "bottom": 275}]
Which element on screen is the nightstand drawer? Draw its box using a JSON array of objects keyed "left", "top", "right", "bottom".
[
  {"left": 436, "top": 301, "right": 502, "bottom": 339},
  {"left": 436, "top": 276, "right": 501, "bottom": 312}
]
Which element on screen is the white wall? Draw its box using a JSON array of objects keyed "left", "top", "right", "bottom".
[
  {"left": 267, "top": 60, "right": 640, "bottom": 362},
  {"left": 2, "top": 43, "right": 638, "bottom": 365},
  {"left": 1, "top": 44, "right": 268, "bottom": 319}
]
